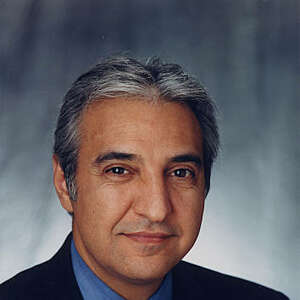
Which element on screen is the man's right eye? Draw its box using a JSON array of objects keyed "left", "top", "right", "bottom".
[{"left": 105, "top": 167, "right": 129, "bottom": 175}]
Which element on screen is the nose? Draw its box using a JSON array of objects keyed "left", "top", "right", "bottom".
[{"left": 133, "top": 175, "right": 173, "bottom": 223}]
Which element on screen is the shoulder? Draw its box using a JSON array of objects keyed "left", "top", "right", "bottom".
[
  {"left": 0, "top": 259, "right": 60, "bottom": 299},
  {"left": 0, "top": 234, "right": 82, "bottom": 300},
  {"left": 172, "top": 261, "right": 289, "bottom": 300}
]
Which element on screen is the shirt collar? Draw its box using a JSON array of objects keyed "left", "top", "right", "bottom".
[{"left": 71, "top": 239, "right": 173, "bottom": 300}]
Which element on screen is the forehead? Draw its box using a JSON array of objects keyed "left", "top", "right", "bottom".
[{"left": 79, "top": 98, "right": 203, "bottom": 157}]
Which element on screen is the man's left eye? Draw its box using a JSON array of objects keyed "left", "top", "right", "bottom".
[{"left": 172, "top": 168, "right": 194, "bottom": 178}]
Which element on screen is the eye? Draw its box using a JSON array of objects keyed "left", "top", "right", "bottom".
[
  {"left": 172, "top": 168, "right": 195, "bottom": 178},
  {"left": 105, "top": 167, "right": 129, "bottom": 175}
]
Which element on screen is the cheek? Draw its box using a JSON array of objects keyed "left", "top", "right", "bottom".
[
  {"left": 76, "top": 179, "right": 135, "bottom": 230},
  {"left": 172, "top": 188, "right": 205, "bottom": 233}
]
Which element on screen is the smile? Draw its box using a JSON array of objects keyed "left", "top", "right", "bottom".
[{"left": 122, "top": 232, "right": 174, "bottom": 244}]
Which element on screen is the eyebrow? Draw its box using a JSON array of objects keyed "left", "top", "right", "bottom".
[
  {"left": 94, "top": 151, "right": 138, "bottom": 165},
  {"left": 169, "top": 154, "right": 203, "bottom": 168},
  {"left": 93, "top": 151, "right": 203, "bottom": 168}
]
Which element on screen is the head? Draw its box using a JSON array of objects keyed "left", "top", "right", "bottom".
[
  {"left": 54, "top": 56, "right": 219, "bottom": 201},
  {"left": 53, "top": 55, "right": 219, "bottom": 296}
]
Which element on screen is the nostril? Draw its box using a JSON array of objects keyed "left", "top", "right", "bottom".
[{"left": 133, "top": 192, "right": 172, "bottom": 223}]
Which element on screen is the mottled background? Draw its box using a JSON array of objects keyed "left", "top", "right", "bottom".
[{"left": 0, "top": 0, "right": 299, "bottom": 298}]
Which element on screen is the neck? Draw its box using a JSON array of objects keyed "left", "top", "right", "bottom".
[
  {"left": 97, "top": 274, "right": 162, "bottom": 300},
  {"left": 89, "top": 261, "right": 164, "bottom": 300}
]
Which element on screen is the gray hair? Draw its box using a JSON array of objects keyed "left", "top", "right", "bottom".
[{"left": 54, "top": 55, "right": 219, "bottom": 200}]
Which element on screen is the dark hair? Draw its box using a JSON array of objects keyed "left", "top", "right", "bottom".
[{"left": 54, "top": 55, "right": 219, "bottom": 200}]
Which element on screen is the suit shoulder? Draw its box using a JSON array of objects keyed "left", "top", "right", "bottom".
[
  {"left": 173, "top": 261, "right": 289, "bottom": 300},
  {"left": 0, "top": 234, "right": 81, "bottom": 300},
  {"left": 0, "top": 259, "right": 60, "bottom": 299}
]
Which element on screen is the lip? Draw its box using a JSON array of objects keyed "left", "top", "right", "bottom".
[{"left": 122, "top": 231, "right": 174, "bottom": 244}]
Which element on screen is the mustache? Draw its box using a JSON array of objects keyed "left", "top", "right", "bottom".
[{"left": 115, "top": 219, "right": 179, "bottom": 236}]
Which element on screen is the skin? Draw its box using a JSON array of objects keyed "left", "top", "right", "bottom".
[{"left": 53, "top": 98, "right": 206, "bottom": 300}]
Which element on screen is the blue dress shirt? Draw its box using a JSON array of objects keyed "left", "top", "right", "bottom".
[{"left": 71, "top": 240, "right": 173, "bottom": 300}]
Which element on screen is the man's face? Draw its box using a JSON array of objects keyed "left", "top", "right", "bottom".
[{"left": 58, "top": 98, "right": 206, "bottom": 287}]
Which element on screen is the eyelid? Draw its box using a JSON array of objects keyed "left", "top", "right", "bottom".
[
  {"left": 168, "top": 162, "right": 198, "bottom": 171},
  {"left": 105, "top": 166, "right": 129, "bottom": 174}
]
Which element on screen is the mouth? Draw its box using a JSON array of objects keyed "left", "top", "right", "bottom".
[{"left": 121, "top": 231, "right": 175, "bottom": 244}]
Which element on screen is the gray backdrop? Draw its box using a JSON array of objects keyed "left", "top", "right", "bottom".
[{"left": 0, "top": 1, "right": 299, "bottom": 299}]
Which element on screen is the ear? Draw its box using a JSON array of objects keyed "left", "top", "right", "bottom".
[{"left": 52, "top": 155, "right": 74, "bottom": 214}]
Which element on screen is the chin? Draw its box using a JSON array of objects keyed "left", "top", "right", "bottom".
[{"left": 116, "top": 256, "right": 178, "bottom": 284}]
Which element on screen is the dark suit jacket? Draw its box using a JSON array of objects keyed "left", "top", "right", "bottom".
[{"left": 0, "top": 234, "right": 289, "bottom": 300}]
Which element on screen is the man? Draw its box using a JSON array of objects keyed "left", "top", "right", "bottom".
[{"left": 0, "top": 56, "right": 288, "bottom": 299}]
